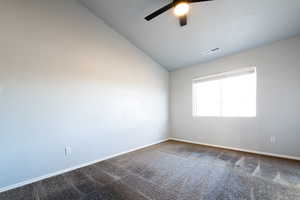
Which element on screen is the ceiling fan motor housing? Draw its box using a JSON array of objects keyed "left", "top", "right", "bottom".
[{"left": 145, "top": 0, "right": 213, "bottom": 27}]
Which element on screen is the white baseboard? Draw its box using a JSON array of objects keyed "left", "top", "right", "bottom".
[
  {"left": 169, "top": 137, "right": 300, "bottom": 161},
  {"left": 3, "top": 137, "right": 298, "bottom": 193},
  {"left": 0, "top": 139, "right": 168, "bottom": 193}
]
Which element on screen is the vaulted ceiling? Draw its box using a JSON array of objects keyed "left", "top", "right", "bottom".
[{"left": 80, "top": 0, "right": 300, "bottom": 71}]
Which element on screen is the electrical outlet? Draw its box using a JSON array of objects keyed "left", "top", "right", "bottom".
[
  {"left": 65, "top": 146, "right": 72, "bottom": 156},
  {"left": 270, "top": 136, "right": 276, "bottom": 144}
]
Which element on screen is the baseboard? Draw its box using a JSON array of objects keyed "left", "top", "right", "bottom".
[
  {"left": 0, "top": 139, "right": 168, "bottom": 193},
  {"left": 169, "top": 137, "right": 300, "bottom": 161},
  {"left": 3, "top": 137, "right": 298, "bottom": 193}
]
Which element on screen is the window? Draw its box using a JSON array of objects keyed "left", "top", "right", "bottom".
[{"left": 193, "top": 67, "right": 256, "bottom": 117}]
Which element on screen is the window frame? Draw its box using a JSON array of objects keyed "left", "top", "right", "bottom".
[{"left": 192, "top": 67, "right": 257, "bottom": 118}]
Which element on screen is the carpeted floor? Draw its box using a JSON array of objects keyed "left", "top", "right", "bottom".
[{"left": 1, "top": 140, "right": 300, "bottom": 200}]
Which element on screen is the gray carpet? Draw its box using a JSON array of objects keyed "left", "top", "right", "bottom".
[{"left": 1, "top": 140, "right": 300, "bottom": 200}]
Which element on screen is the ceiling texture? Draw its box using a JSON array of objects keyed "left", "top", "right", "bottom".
[{"left": 80, "top": 0, "right": 300, "bottom": 71}]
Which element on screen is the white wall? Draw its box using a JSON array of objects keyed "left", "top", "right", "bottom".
[
  {"left": 0, "top": 0, "right": 169, "bottom": 189},
  {"left": 171, "top": 36, "right": 300, "bottom": 158}
]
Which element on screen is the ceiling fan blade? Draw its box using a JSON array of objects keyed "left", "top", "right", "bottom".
[
  {"left": 145, "top": 3, "right": 174, "bottom": 21},
  {"left": 188, "top": 0, "right": 213, "bottom": 3},
  {"left": 179, "top": 15, "right": 187, "bottom": 26}
]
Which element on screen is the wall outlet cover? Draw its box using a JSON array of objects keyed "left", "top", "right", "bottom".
[
  {"left": 65, "top": 146, "right": 72, "bottom": 156},
  {"left": 270, "top": 136, "right": 276, "bottom": 144}
]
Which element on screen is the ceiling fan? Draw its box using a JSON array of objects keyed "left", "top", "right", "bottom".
[{"left": 145, "top": 0, "right": 213, "bottom": 27}]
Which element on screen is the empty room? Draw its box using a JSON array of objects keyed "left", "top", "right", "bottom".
[{"left": 1, "top": 0, "right": 300, "bottom": 199}]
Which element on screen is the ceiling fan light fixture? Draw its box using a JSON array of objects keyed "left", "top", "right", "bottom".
[
  {"left": 174, "top": 2, "right": 190, "bottom": 17},
  {"left": 145, "top": 0, "right": 213, "bottom": 26}
]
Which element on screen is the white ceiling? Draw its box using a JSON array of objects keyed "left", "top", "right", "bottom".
[{"left": 80, "top": 0, "right": 300, "bottom": 71}]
